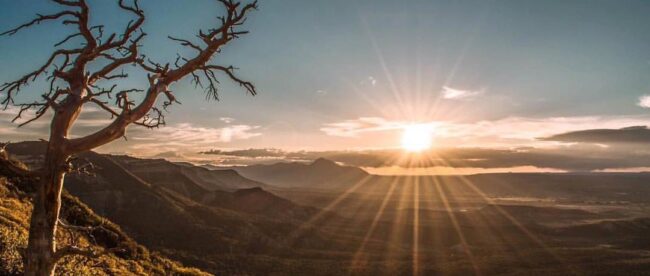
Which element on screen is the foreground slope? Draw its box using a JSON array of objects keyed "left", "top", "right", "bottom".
[{"left": 0, "top": 159, "right": 208, "bottom": 275}]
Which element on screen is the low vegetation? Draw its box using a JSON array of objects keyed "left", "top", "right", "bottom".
[{"left": 0, "top": 160, "right": 209, "bottom": 275}]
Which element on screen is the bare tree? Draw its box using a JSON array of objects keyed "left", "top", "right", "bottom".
[{"left": 0, "top": 0, "right": 257, "bottom": 275}]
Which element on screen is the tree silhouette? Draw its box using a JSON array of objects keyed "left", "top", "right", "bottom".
[{"left": 0, "top": 0, "right": 257, "bottom": 275}]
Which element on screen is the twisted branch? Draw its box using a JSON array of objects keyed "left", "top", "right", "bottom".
[{"left": 2, "top": 0, "right": 258, "bottom": 155}]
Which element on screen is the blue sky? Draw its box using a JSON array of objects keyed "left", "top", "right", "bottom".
[{"left": 1, "top": 0, "right": 650, "bottom": 162}]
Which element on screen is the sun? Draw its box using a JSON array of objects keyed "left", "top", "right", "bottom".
[{"left": 401, "top": 124, "right": 434, "bottom": 152}]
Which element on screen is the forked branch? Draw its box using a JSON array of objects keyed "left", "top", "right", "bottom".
[{"left": 2, "top": 0, "right": 258, "bottom": 155}]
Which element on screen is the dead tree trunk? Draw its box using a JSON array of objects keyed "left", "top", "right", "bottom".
[
  {"left": 24, "top": 155, "right": 66, "bottom": 276},
  {"left": 25, "top": 95, "right": 82, "bottom": 275}
]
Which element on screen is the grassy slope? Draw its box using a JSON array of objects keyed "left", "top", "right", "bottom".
[{"left": 0, "top": 164, "right": 210, "bottom": 275}]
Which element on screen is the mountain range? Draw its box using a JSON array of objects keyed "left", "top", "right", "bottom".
[
  {"left": 5, "top": 142, "right": 332, "bottom": 274},
  {"left": 232, "top": 157, "right": 369, "bottom": 189},
  {"left": 6, "top": 141, "right": 650, "bottom": 275}
]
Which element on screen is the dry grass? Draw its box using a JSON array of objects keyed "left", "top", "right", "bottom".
[{"left": 0, "top": 175, "right": 210, "bottom": 276}]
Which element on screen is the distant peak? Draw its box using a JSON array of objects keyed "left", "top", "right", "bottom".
[
  {"left": 312, "top": 157, "right": 337, "bottom": 166},
  {"left": 239, "top": 186, "right": 264, "bottom": 192}
]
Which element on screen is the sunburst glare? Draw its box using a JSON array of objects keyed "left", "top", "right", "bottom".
[{"left": 401, "top": 124, "right": 435, "bottom": 152}]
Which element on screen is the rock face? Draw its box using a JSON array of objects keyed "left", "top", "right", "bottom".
[{"left": 234, "top": 157, "right": 369, "bottom": 189}]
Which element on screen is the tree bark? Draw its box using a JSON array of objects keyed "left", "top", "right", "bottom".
[
  {"left": 24, "top": 93, "right": 82, "bottom": 276},
  {"left": 24, "top": 150, "right": 67, "bottom": 276}
]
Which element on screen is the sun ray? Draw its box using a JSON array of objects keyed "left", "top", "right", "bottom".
[
  {"left": 360, "top": 17, "right": 409, "bottom": 119},
  {"left": 453, "top": 174, "right": 575, "bottom": 266},
  {"left": 349, "top": 176, "right": 401, "bottom": 271},
  {"left": 380, "top": 176, "right": 415, "bottom": 265},
  {"left": 432, "top": 176, "right": 481, "bottom": 275},
  {"left": 419, "top": 177, "right": 441, "bottom": 270},
  {"left": 426, "top": 150, "right": 573, "bottom": 266},
  {"left": 285, "top": 174, "right": 375, "bottom": 244},
  {"left": 411, "top": 176, "right": 421, "bottom": 276},
  {"left": 427, "top": 146, "right": 578, "bottom": 273}
]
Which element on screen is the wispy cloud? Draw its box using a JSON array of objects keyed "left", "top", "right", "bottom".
[
  {"left": 359, "top": 76, "right": 377, "bottom": 86},
  {"left": 220, "top": 117, "right": 235, "bottom": 123},
  {"left": 541, "top": 126, "right": 650, "bottom": 144},
  {"left": 126, "top": 123, "right": 262, "bottom": 153},
  {"left": 638, "top": 95, "right": 650, "bottom": 108},
  {"left": 320, "top": 117, "right": 411, "bottom": 137},
  {"left": 369, "top": 76, "right": 377, "bottom": 86},
  {"left": 201, "top": 148, "right": 287, "bottom": 157},
  {"left": 219, "top": 125, "right": 261, "bottom": 142},
  {"left": 321, "top": 115, "right": 650, "bottom": 148},
  {"left": 0, "top": 105, "right": 114, "bottom": 140},
  {"left": 1, "top": 104, "right": 263, "bottom": 156},
  {"left": 190, "top": 144, "right": 650, "bottom": 172},
  {"left": 441, "top": 86, "right": 483, "bottom": 100}
]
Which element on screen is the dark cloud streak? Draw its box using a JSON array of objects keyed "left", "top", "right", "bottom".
[
  {"left": 200, "top": 144, "right": 650, "bottom": 171},
  {"left": 541, "top": 126, "right": 650, "bottom": 144}
]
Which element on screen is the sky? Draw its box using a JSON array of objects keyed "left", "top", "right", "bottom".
[{"left": 1, "top": 0, "right": 650, "bottom": 173}]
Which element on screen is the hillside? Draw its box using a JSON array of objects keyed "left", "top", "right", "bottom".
[
  {"left": 6, "top": 142, "right": 312, "bottom": 219},
  {"left": 5, "top": 142, "right": 333, "bottom": 274},
  {"left": 234, "top": 158, "right": 369, "bottom": 189},
  {"left": 114, "top": 156, "right": 268, "bottom": 192},
  {"left": 0, "top": 158, "right": 208, "bottom": 275}
]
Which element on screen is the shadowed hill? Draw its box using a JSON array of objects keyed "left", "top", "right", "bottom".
[
  {"left": 230, "top": 186, "right": 304, "bottom": 215},
  {"left": 6, "top": 141, "right": 267, "bottom": 194},
  {"left": 114, "top": 156, "right": 268, "bottom": 192},
  {"left": 5, "top": 142, "right": 309, "bottom": 219},
  {"left": 5, "top": 142, "right": 331, "bottom": 274},
  {"left": 0, "top": 157, "right": 208, "bottom": 275},
  {"left": 234, "top": 157, "right": 369, "bottom": 189},
  {"left": 76, "top": 152, "right": 318, "bottom": 221}
]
